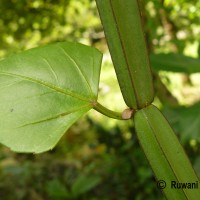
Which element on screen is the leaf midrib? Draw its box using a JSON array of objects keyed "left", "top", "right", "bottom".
[
  {"left": 0, "top": 71, "right": 91, "bottom": 102},
  {"left": 109, "top": 0, "right": 140, "bottom": 107},
  {"left": 142, "top": 109, "right": 188, "bottom": 199}
]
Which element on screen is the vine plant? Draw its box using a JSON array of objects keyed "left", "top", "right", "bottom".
[{"left": 0, "top": 0, "right": 199, "bottom": 199}]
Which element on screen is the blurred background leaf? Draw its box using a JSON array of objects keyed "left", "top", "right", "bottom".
[
  {"left": 45, "top": 179, "right": 70, "bottom": 199},
  {"left": 71, "top": 175, "right": 101, "bottom": 197},
  {"left": 163, "top": 102, "right": 200, "bottom": 143},
  {"left": 150, "top": 53, "right": 200, "bottom": 73}
]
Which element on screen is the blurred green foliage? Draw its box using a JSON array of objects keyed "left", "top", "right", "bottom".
[
  {"left": 0, "top": 0, "right": 100, "bottom": 57},
  {"left": 0, "top": 0, "right": 200, "bottom": 199},
  {"left": 0, "top": 120, "right": 164, "bottom": 200}
]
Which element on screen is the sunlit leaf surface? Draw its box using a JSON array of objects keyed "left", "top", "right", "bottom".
[{"left": 0, "top": 42, "right": 102, "bottom": 153}]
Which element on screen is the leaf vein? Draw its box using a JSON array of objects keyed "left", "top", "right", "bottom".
[
  {"left": 16, "top": 104, "right": 91, "bottom": 128},
  {"left": 0, "top": 72, "right": 89, "bottom": 102},
  {"left": 58, "top": 46, "right": 94, "bottom": 96},
  {"left": 0, "top": 80, "right": 23, "bottom": 91},
  {"left": 41, "top": 57, "right": 59, "bottom": 85}
]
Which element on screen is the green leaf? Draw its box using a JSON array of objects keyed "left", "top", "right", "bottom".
[
  {"left": 46, "top": 179, "right": 70, "bottom": 199},
  {"left": 150, "top": 53, "right": 200, "bottom": 73},
  {"left": 134, "top": 105, "right": 200, "bottom": 199},
  {"left": 163, "top": 102, "right": 200, "bottom": 143},
  {"left": 71, "top": 175, "right": 101, "bottom": 197},
  {"left": 0, "top": 42, "right": 102, "bottom": 153},
  {"left": 194, "top": 156, "right": 200, "bottom": 178}
]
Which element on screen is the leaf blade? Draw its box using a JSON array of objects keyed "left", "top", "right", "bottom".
[
  {"left": 135, "top": 105, "right": 200, "bottom": 199},
  {"left": 0, "top": 42, "right": 102, "bottom": 153},
  {"left": 150, "top": 53, "right": 200, "bottom": 73}
]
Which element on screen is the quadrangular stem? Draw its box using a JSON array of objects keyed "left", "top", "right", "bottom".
[{"left": 96, "top": 0, "right": 154, "bottom": 109}]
